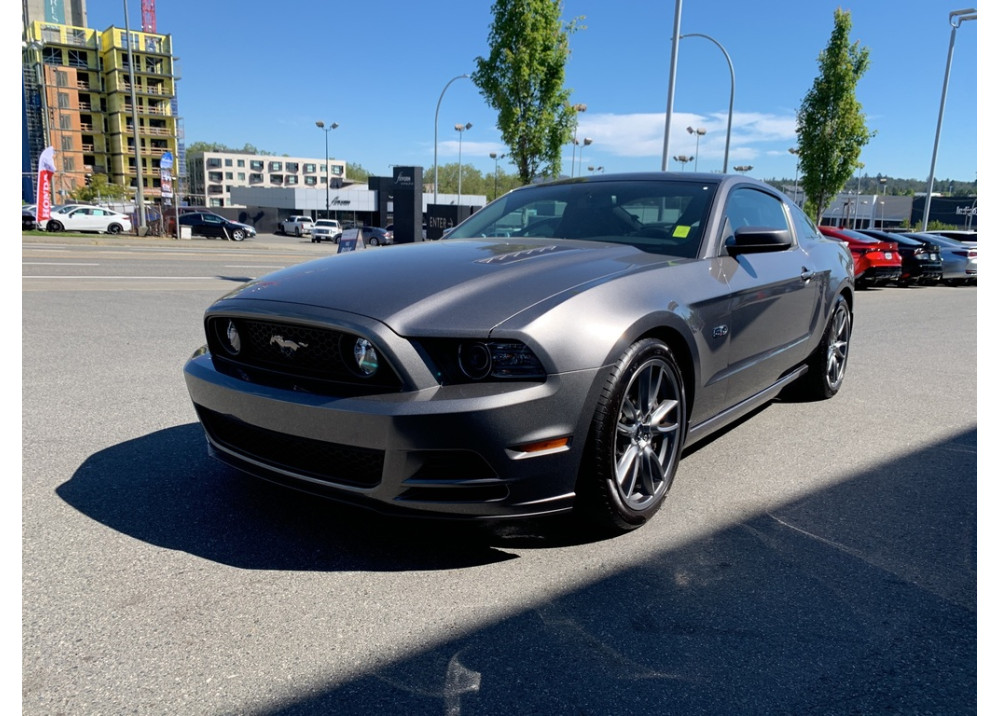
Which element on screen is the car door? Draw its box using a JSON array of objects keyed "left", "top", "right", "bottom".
[
  {"left": 198, "top": 213, "right": 226, "bottom": 238},
  {"left": 716, "top": 186, "right": 824, "bottom": 404},
  {"left": 67, "top": 207, "right": 99, "bottom": 231}
]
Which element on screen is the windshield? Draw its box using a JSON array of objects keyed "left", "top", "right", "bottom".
[{"left": 447, "top": 179, "right": 716, "bottom": 258}]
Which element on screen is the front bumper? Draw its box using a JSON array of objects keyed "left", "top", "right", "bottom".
[{"left": 183, "top": 349, "right": 602, "bottom": 519}]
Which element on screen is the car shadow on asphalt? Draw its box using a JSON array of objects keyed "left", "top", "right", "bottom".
[{"left": 55, "top": 423, "right": 602, "bottom": 571}]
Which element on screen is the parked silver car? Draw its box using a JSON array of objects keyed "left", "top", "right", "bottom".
[
  {"left": 904, "top": 232, "right": 977, "bottom": 285},
  {"left": 184, "top": 173, "right": 854, "bottom": 534}
]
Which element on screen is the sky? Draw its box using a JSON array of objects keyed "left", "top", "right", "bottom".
[{"left": 70, "top": 0, "right": 980, "bottom": 185}]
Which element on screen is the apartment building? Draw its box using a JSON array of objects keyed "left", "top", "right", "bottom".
[
  {"left": 22, "top": 4, "right": 182, "bottom": 204},
  {"left": 186, "top": 151, "right": 348, "bottom": 208}
]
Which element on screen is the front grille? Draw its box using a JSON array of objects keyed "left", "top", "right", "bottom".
[
  {"left": 206, "top": 317, "right": 402, "bottom": 396},
  {"left": 196, "top": 405, "right": 384, "bottom": 488}
]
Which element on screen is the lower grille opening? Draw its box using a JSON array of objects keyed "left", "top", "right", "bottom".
[{"left": 195, "top": 405, "right": 384, "bottom": 488}]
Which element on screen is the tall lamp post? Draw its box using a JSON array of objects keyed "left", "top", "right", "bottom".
[
  {"left": 434, "top": 74, "right": 469, "bottom": 207},
  {"left": 789, "top": 148, "right": 800, "bottom": 206},
  {"left": 679, "top": 33, "right": 734, "bottom": 173},
  {"left": 922, "top": 8, "right": 976, "bottom": 231},
  {"left": 315, "top": 121, "right": 339, "bottom": 218},
  {"left": 686, "top": 126, "right": 706, "bottom": 171},
  {"left": 489, "top": 151, "right": 505, "bottom": 200},
  {"left": 124, "top": 0, "right": 146, "bottom": 233},
  {"left": 570, "top": 103, "right": 587, "bottom": 177},
  {"left": 673, "top": 155, "right": 694, "bottom": 171},
  {"left": 455, "top": 122, "right": 472, "bottom": 206},
  {"left": 577, "top": 137, "right": 592, "bottom": 177}
]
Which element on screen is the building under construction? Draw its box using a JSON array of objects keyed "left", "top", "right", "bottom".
[{"left": 21, "top": 0, "right": 184, "bottom": 206}]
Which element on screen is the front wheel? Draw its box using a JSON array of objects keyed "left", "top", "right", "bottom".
[
  {"left": 46, "top": 220, "right": 64, "bottom": 232},
  {"left": 231, "top": 229, "right": 246, "bottom": 241},
  {"left": 369, "top": 237, "right": 380, "bottom": 247},
  {"left": 577, "top": 338, "right": 687, "bottom": 534}
]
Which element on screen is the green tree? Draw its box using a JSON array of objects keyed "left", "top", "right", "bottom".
[
  {"left": 346, "top": 162, "right": 371, "bottom": 181},
  {"left": 796, "top": 9, "right": 874, "bottom": 222},
  {"left": 69, "top": 173, "right": 129, "bottom": 203},
  {"left": 473, "top": 0, "right": 581, "bottom": 184}
]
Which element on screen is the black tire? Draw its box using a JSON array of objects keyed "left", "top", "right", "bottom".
[
  {"left": 294, "top": 226, "right": 302, "bottom": 237},
  {"left": 797, "top": 294, "right": 851, "bottom": 400},
  {"left": 369, "top": 237, "right": 379, "bottom": 247},
  {"left": 577, "top": 338, "right": 687, "bottom": 534},
  {"left": 107, "top": 223, "right": 122, "bottom": 235},
  {"left": 47, "top": 220, "right": 64, "bottom": 232},
  {"left": 231, "top": 229, "right": 246, "bottom": 241}
]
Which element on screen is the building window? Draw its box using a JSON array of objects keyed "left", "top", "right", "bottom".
[
  {"left": 209, "top": 198, "right": 223, "bottom": 207},
  {"left": 225, "top": 159, "right": 233, "bottom": 167},
  {"left": 58, "top": 93, "right": 70, "bottom": 110},
  {"left": 237, "top": 160, "right": 245, "bottom": 167},
  {"left": 207, "top": 158, "right": 222, "bottom": 168},
  {"left": 60, "top": 114, "right": 72, "bottom": 130},
  {"left": 270, "top": 175, "right": 283, "bottom": 185},
  {"left": 304, "top": 164, "right": 316, "bottom": 173},
  {"left": 249, "top": 173, "right": 263, "bottom": 184},
  {"left": 225, "top": 172, "right": 233, "bottom": 180},
  {"left": 61, "top": 135, "right": 73, "bottom": 151},
  {"left": 68, "top": 50, "right": 87, "bottom": 69},
  {"left": 268, "top": 161, "right": 282, "bottom": 172},
  {"left": 305, "top": 176, "right": 317, "bottom": 186},
  {"left": 286, "top": 176, "right": 298, "bottom": 185},
  {"left": 208, "top": 171, "right": 223, "bottom": 182},
  {"left": 237, "top": 172, "right": 246, "bottom": 181},
  {"left": 331, "top": 165, "right": 344, "bottom": 177},
  {"left": 62, "top": 157, "right": 75, "bottom": 171},
  {"left": 285, "top": 162, "right": 299, "bottom": 173},
  {"left": 250, "top": 160, "right": 263, "bottom": 171},
  {"left": 55, "top": 70, "right": 68, "bottom": 87}
]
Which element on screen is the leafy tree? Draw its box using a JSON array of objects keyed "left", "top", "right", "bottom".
[
  {"left": 796, "top": 9, "right": 874, "bottom": 222},
  {"left": 346, "top": 162, "right": 371, "bottom": 181},
  {"left": 473, "top": 0, "right": 582, "bottom": 184},
  {"left": 69, "top": 173, "right": 129, "bottom": 203}
]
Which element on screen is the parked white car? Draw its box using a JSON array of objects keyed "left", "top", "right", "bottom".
[{"left": 45, "top": 206, "right": 133, "bottom": 234}]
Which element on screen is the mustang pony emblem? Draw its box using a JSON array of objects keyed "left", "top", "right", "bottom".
[{"left": 270, "top": 334, "right": 308, "bottom": 356}]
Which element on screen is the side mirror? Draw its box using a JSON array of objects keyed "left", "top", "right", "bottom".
[{"left": 726, "top": 227, "right": 793, "bottom": 255}]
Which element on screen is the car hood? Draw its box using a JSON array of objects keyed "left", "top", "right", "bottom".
[{"left": 219, "top": 238, "right": 669, "bottom": 334}]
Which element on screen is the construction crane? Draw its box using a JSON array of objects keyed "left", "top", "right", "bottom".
[{"left": 141, "top": 0, "right": 156, "bottom": 33}]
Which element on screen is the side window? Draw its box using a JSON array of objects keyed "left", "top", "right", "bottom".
[
  {"left": 721, "top": 187, "right": 791, "bottom": 248},
  {"left": 789, "top": 203, "right": 821, "bottom": 242}
]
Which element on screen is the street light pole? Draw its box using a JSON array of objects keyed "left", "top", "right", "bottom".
[
  {"left": 124, "top": 0, "right": 146, "bottom": 233},
  {"left": 434, "top": 74, "right": 469, "bottom": 207},
  {"left": 489, "top": 151, "right": 505, "bottom": 200},
  {"left": 789, "top": 148, "right": 800, "bottom": 206},
  {"left": 315, "top": 121, "right": 339, "bottom": 218},
  {"left": 578, "top": 138, "right": 592, "bottom": 177},
  {"left": 680, "top": 33, "right": 734, "bottom": 173},
  {"left": 673, "top": 155, "right": 693, "bottom": 171},
  {"left": 923, "top": 8, "right": 976, "bottom": 231},
  {"left": 570, "top": 103, "right": 587, "bottom": 177},
  {"left": 455, "top": 122, "right": 472, "bottom": 206},
  {"left": 686, "top": 126, "right": 706, "bottom": 171}
]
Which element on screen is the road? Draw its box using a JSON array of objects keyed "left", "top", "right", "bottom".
[{"left": 22, "top": 235, "right": 977, "bottom": 714}]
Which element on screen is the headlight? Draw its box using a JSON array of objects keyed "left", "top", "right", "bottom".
[{"left": 420, "top": 339, "right": 546, "bottom": 384}]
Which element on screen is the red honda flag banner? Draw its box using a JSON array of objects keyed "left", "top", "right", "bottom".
[{"left": 35, "top": 146, "right": 56, "bottom": 224}]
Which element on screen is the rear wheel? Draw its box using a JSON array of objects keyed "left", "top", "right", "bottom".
[
  {"left": 108, "top": 223, "right": 123, "bottom": 234},
  {"left": 369, "top": 237, "right": 380, "bottom": 247},
  {"left": 47, "top": 220, "right": 64, "bottom": 232},
  {"left": 577, "top": 338, "right": 687, "bottom": 534}
]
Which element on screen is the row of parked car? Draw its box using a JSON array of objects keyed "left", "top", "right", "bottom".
[
  {"left": 819, "top": 226, "right": 977, "bottom": 288},
  {"left": 22, "top": 203, "right": 134, "bottom": 234}
]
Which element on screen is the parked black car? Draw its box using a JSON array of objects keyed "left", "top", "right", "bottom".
[
  {"left": 857, "top": 229, "right": 942, "bottom": 286},
  {"left": 178, "top": 212, "right": 256, "bottom": 241},
  {"left": 22, "top": 208, "right": 37, "bottom": 231}
]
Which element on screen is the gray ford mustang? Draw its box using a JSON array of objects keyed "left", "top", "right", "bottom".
[{"left": 184, "top": 173, "right": 854, "bottom": 534}]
